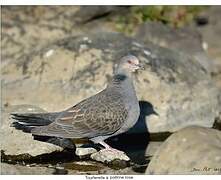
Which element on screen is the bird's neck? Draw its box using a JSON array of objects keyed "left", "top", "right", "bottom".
[
  {"left": 110, "top": 69, "right": 133, "bottom": 87},
  {"left": 109, "top": 70, "right": 138, "bottom": 104}
]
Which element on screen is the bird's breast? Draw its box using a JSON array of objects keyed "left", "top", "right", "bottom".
[
  {"left": 119, "top": 85, "right": 140, "bottom": 132},
  {"left": 110, "top": 77, "right": 140, "bottom": 134}
]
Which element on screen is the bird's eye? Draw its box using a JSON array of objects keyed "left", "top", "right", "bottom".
[{"left": 128, "top": 60, "right": 132, "bottom": 64}]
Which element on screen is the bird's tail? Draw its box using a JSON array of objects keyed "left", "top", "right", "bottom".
[
  {"left": 11, "top": 112, "right": 60, "bottom": 133},
  {"left": 11, "top": 112, "right": 76, "bottom": 150}
]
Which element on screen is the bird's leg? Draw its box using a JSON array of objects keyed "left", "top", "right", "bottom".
[
  {"left": 99, "top": 141, "right": 111, "bottom": 149},
  {"left": 99, "top": 141, "right": 124, "bottom": 154}
]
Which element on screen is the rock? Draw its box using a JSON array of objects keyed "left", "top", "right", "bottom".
[
  {"left": 135, "top": 21, "right": 214, "bottom": 73},
  {"left": 1, "top": 163, "right": 55, "bottom": 175},
  {"left": 1, "top": 6, "right": 117, "bottom": 69},
  {"left": 1, "top": 104, "right": 63, "bottom": 157},
  {"left": 1, "top": 6, "right": 79, "bottom": 68},
  {"left": 2, "top": 32, "right": 219, "bottom": 134},
  {"left": 91, "top": 149, "right": 130, "bottom": 163},
  {"left": 192, "top": 6, "right": 221, "bottom": 91},
  {"left": 193, "top": 6, "right": 221, "bottom": 64},
  {"left": 75, "top": 147, "right": 98, "bottom": 157},
  {"left": 146, "top": 126, "right": 221, "bottom": 175},
  {"left": 145, "top": 142, "right": 163, "bottom": 157}
]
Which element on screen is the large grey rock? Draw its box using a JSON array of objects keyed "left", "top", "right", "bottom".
[
  {"left": 1, "top": 6, "right": 117, "bottom": 69},
  {"left": 146, "top": 126, "right": 221, "bottom": 175},
  {"left": 2, "top": 32, "right": 219, "bottom": 134},
  {"left": 135, "top": 21, "right": 214, "bottom": 72}
]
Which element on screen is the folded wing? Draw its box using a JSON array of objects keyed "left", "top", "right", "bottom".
[{"left": 31, "top": 88, "right": 128, "bottom": 139}]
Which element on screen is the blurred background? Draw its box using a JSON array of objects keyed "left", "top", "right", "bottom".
[{"left": 1, "top": 6, "right": 221, "bottom": 175}]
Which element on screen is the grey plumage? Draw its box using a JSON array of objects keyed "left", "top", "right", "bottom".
[{"left": 11, "top": 55, "right": 142, "bottom": 150}]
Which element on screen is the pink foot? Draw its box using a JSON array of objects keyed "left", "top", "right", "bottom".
[{"left": 98, "top": 141, "right": 124, "bottom": 154}]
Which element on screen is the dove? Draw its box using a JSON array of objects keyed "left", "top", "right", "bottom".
[{"left": 11, "top": 55, "right": 143, "bottom": 153}]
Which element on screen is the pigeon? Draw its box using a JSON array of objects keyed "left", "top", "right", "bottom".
[{"left": 11, "top": 55, "right": 143, "bottom": 152}]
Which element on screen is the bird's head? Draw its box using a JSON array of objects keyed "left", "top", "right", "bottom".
[{"left": 116, "top": 55, "right": 144, "bottom": 73}]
